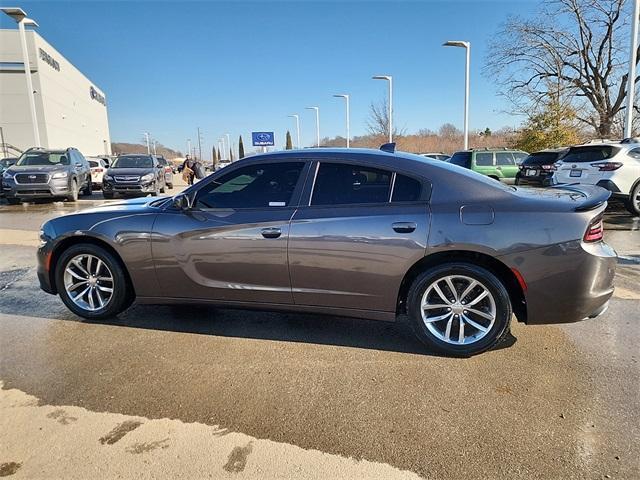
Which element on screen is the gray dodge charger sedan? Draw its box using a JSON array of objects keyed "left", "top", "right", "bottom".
[{"left": 37, "top": 147, "right": 617, "bottom": 356}]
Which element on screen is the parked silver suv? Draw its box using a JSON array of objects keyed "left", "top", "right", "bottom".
[{"left": 2, "top": 147, "right": 92, "bottom": 204}]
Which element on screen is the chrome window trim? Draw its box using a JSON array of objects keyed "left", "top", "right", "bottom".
[
  {"left": 388, "top": 172, "right": 397, "bottom": 202},
  {"left": 308, "top": 162, "right": 320, "bottom": 206}
]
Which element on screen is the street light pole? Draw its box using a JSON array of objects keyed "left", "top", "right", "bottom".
[
  {"left": 288, "top": 114, "right": 301, "bottom": 148},
  {"left": 625, "top": 0, "right": 640, "bottom": 138},
  {"left": 444, "top": 40, "right": 471, "bottom": 150},
  {"left": 197, "top": 127, "right": 203, "bottom": 161},
  {"left": 333, "top": 94, "right": 350, "bottom": 147},
  {"left": 2, "top": 8, "right": 41, "bottom": 147},
  {"left": 306, "top": 106, "right": 320, "bottom": 147},
  {"left": 372, "top": 75, "right": 393, "bottom": 143},
  {"left": 152, "top": 140, "right": 157, "bottom": 155},
  {"left": 143, "top": 132, "right": 150, "bottom": 154},
  {"left": 187, "top": 139, "right": 191, "bottom": 158},
  {"left": 225, "top": 133, "right": 231, "bottom": 159}
]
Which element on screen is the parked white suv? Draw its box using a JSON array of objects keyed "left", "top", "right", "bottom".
[{"left": 553, "top": 139, "right": 640, "bottom": 216}]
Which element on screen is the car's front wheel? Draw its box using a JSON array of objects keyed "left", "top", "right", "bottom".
[
  {"left": 407, "top": 263, "right": 512, "bottom": 356},
  {"left": 66, "top": 180, "right": 78, "bottom": 202},
  {"left": 54, "top": 244, "right": 133, "bottom": 319}
]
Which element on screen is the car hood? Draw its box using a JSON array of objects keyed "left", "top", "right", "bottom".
[
  {"left": 7, "top": 165, "right": 68, "bottom": 173},
  {"left": 106, "top": 168, "right": 156, "bottom": 176}
]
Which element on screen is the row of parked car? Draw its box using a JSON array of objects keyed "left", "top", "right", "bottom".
[
  {"left": 435, "top": 139, "right": 640, "bottom": 216},
  {"left": 0, "top": 147, "right": 176, "bottom": 203}
]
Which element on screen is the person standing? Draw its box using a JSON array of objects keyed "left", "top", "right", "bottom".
[{"left": 181, "top": 154, "right": 196, "bottom": 186}]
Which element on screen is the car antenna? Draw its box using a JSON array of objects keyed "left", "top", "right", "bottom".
[{"left": 380, "top": 142, "right": 396, "bottom": 153}]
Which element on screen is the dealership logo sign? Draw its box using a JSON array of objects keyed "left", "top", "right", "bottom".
[
  {"left": 252, "top": 131, "right": 275, "bottom": 146},
  {"left": 90, "top": 86, "right": 106, "bottom": 106},
  {"left": 38, "top": 48, "right": 60, "bottom": 71}
]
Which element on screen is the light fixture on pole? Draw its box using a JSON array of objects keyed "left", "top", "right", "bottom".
[
  {"left": 372, "top": 75, "right": 393, "bottom": 143},
  {"left": 625, "top": 0, "right": 640, "bottom": 138},
  {"left": 305, "top": 106, "right": 320, "bottom": 147},
  {"left": 443, "top": 40, "right": 471, "bottom": 150},
  {"left": 288, "top": 114, "right": 301, "bottom": 148},
  {"left": 2, "top": 7, "right": 41, "bottom": 147},
  {"left": 143, "top": 132, "right": 151, "bottom": 154},
  {"left": 333, "top": 94, "right": 350, "bottom": 147}
]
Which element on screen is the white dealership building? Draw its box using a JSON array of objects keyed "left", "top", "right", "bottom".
[{"left": 0, "top": 28, "right": 111, "bottom": 156}]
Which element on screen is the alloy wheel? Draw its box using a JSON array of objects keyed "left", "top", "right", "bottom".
[
  {"left": 420, "top": 274, "right": 496, "bottom": 345},
  {"left": 63, "top": 254, "right": 114, "bottom": 311}
]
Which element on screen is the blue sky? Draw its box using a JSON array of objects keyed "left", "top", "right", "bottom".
[{"left": 2, "top": 0, "right": 540, "bottom": 154}]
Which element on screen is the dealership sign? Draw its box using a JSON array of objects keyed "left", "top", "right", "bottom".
[
  {"left": 38, "top": 48, "right": 60, "bottom": 71},
  {"left": 252, "top": 132, "right": 275, "bottom": 146},
  {"left": 90, "top": 86, "right": 106, "bottom": 106}
]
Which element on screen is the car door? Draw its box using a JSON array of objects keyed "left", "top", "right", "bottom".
[
  {"left": 473, "top": 152, "right": 495, "bottom": 178},
  {"left": 495, "top": 152, "right": 518, "bottom": 183},
  {"left": 288, "top": 160, "right": 429, "bottom": 313},
  {"left": 152, "top": 160, "right": 308, "bottom": 304}
]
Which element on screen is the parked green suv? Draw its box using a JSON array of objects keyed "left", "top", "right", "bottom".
[{"left": 448, "top": 149, "right": 529, "bottom": 184}]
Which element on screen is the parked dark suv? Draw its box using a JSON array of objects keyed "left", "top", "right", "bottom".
[
  {"left": 102, "top": 154, "right": 166, "bottom": 199},
  {"left": 515, "top": 149, "right": 567, "bottom": 187},
  {"left": 2, "top": 147, "right": 92, "bottom": 204}
]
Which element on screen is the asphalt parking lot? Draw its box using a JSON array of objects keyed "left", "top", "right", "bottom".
[{"left": 0, "top": 184, "right": 638, "bottom": 479}]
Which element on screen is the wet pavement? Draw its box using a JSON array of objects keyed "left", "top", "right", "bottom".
[{"left": 0, "top": 190, "right": 638, "bottom": 479}]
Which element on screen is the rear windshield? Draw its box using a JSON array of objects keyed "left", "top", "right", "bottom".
[
  {"left": 112, "top": 156, "right": 153, "bottom": 168},
  {"left": 522, "top": 151, "right": 562, "bottom": 165},
  {"left": 562, "top": 146, "right": 619, "bottom": 163},
  {"left": 16, "top": 151, "right": 69, "bottom": 166},
  {"left": 448, "top": 151, "right": 471, "bottom": 168},
  {"left": 88, "top": 160, "right": 99, "bottom": 168}
]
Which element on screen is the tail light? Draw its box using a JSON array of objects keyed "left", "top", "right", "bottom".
[
  {"left": 518, "top": 165, "right": 525, "bottom": 170},
  {"left": 584, "top": 216, "right": 604, "bottom": 243},
  {"left": 541, "top": 164, "right": 556, "bottom": 171},
  {"left": 590, "top": 161, "right": 622, "bottom": 171}
]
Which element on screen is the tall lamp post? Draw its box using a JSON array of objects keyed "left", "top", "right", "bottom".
[
  {"left": 2, "top": 7, "right": 41, "bottom": 147},
  {"left": 443, "top": 40, "right": 471, "bottom": 150},
  {"left": 625, "top": 0, "right": 640, "bottom": 138},
  {"left": 288, "top": 114, "right": 301, "bottom": 148},
  {"left": 306, "top": 106, "right": 320, "bottom": 147},
  {"left": 372, "top": 75, "right": 393, "bottom": 143},
  {"left": 143, "top": 132, "right": 151, "bottom": 154},
  {"left": 225, "top": 133, "right": 231, "bottom": 159},
  {"left": 333, "top": 94, "right": 350, "bottom": 147}
]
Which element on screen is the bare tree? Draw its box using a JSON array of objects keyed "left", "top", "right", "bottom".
[
  {"left": 487, "top": 0, "right": 638, "bottom": 137},
  {"left": 366, "top": 97, "right": 404, "bottom": 138}
]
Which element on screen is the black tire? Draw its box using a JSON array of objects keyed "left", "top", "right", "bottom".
[
  {"left": 54, "top": 243, "right": 133, "bottom": 319},
  {"left": 6, "top": 197, "right": 20, "bottom": 205},
  {"left": 160, "top": 182, "right": 166, "bottom": 194},
  {"left": 81, "top": 179, "right": 92, "bottom": 197},
  {"left": 66, "top": 180, "right": 79, "bottom": 202},
  {"left": 624, "top": 182, "right": 640, "bottom": 217},
  {"left": 102, "top": 192, "right": 114, "bottom": 199},
  {"left": 407, "top": 262, "right": 512, "bottom": 357}
]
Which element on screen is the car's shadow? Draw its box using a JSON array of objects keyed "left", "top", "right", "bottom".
[{"left": 77, "top": 303, "right": 517, "bottom": 357}]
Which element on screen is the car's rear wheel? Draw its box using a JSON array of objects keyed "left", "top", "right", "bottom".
[
  {"left": 54, "top": 244, "right": 132, "bottom": 319},
  {"left": 81, "top": 179, "right": 92, "bottom": 196},
  {"left": 407, "top": 263, "right": 512, "bottom": 356},
  {"left": 625, "top": 182, "right": 640, "bottom": 217}
]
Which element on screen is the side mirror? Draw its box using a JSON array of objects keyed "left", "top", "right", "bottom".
[{"left": 173, "top": 193, "right": 193, "bottom": 210}]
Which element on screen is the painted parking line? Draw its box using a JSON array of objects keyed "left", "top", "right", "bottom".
[{"left": 0, "top": 382, "right": 422, "bottom": 480}]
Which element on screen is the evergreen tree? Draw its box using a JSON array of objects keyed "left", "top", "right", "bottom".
[
  {"left": 285, "top": 131, "right": 293, "bottom": 150},
  {"left": 238, "top": 135, "right": 245, "bottom": 159}
]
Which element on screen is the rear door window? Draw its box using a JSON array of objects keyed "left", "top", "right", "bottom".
[
  {"left": 628, "top": 148, "right": 640, "bottom": 160},
  {"left": 311, "top": 163, "right": 391, "bottom": 206},
  {"left": 391, "top": 174, "right": 422, "bottom": 202},
  {"left": 474, "top": 152, "right": 494, "bottom": 166}
]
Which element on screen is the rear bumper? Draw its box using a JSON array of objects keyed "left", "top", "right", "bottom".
[
  {"left": 515, "top": 176, "right": 554, "bottom": 187},
  {"left": 500, "top": 240, "right": 617, "bottom": 325}
]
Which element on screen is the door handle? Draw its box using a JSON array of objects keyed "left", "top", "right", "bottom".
[
  {"left": 392, "top": 222, "right": 417, "bottom": 233},
  {"left": 261, "top": 227, "right": 282, "bottom": 239}
]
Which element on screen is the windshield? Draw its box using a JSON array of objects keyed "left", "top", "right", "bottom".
[
  {"left": 562, "top": 145, "right": 619, "bottom": 163},
  {"left": 111, "top": 156, "right": 153, "bottom": 168},
  {"left": 16, "top": 151, "right": 69, "bottom": 167}
]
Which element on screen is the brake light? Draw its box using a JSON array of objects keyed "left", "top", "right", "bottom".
[
  {"left": 94, "top": 168, "right": 103, "bottom": 173},
  {"left": 541, "top": 164, "right": 556, "bottom": 171},
  {"left": 584, "top": 217, "right": 604, "bottom": 242},
  {"left": 518, "top": 165, "right": 525, "bottom": 170},
  {"left": 590, "top": 161, "right": 622, "bottom": 171}
]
